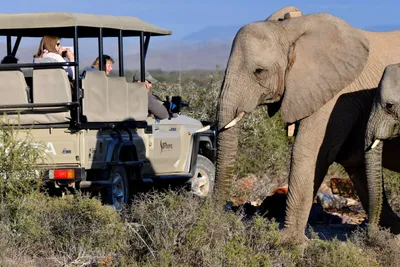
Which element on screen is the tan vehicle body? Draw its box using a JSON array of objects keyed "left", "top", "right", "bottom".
[{"left": 0, "top": 12, "right": 216, "bottom": 207}]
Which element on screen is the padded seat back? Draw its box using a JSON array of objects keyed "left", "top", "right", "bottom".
[
  {"left": 33, "top": 69, "right": 71, "bottom": 103},
  {"left": 82, "top": 71, "right": 108, "bottom": 122},
  {"left": 108, "top": 77, "right": 128, "bottom": 121}
]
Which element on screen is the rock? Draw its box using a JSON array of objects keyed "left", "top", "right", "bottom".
[{"left": 316, "top": 193, "right": 358, "bottom": 210}]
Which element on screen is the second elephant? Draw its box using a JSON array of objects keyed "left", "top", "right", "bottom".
[{"left": 365, "top": 63, "right": 400, "bottom": 232}]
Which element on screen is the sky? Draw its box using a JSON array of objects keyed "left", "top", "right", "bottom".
[
  {"left": 2, "top": 0, "right": 400, "bottom": 40},
  {"left": 1, "top": 0, "right": 400, "bottom": 68}
]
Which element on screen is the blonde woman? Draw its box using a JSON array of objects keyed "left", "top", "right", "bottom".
[
  {"left": 33, "top": 36, "right": 75, "bottom": 79},
  {"left": 89, "top": 54, "right": 114, "bottom": 76}
]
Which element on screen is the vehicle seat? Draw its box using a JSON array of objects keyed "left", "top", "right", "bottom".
[
  {"left": 0, "top": 71, "right": 29, "bottom": 105},
  {"left": 82, "top": 71, "right": 148, "bottom": 122},
  {"left": 108, "top": 77, "right": 128, "bottom": 121},
  {"left": 127, "top": 82, "right": 148, "bottom": 121},
  {"left": 82, "top": 71, "right": 108, "bottom": 122},
  {"left": 0, "top": 70, "right": 32, "bottom": 124},
  {"left": 32, "top": 69, "right": 72, "bottom": 103}
]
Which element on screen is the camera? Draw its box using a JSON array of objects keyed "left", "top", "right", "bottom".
[{"left": 163, "top": 96, "right": 189, "bottom": 114}]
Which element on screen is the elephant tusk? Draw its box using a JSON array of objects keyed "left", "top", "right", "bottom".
[
  {"left": 196, "top": 125, "right": 211, "bottom": 133},
  {"left": 224, "top": 111, "right": 246, "bottom": 130},
  {"left": 371, "top": 139, "right": 381, "bottom": 149}
]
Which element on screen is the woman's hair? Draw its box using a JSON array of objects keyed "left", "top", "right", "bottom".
[
  {"left": 33, "top": 36, "right": 60, "bottom": 58},
  {"left": 91, "top": 54, "right": 114, "bottom": 69}
]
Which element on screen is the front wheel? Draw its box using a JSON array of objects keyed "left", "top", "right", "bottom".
[
  {"left": 189, "top": 155, "right": 215, "bottom": 198},
  {"left": 104, "top": 166, "right": 129, "bottom": 210}
]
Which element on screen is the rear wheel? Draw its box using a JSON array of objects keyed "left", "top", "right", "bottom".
[
  {"left": 104, "top": 165, "right": 129, "bottom": 210},
  {"left": 190, "top": 155, "right": 215, "bottom": 198}
]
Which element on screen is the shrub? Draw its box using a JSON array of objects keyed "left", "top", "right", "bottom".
[
  {"left": 0, "top": 120, "right": 48, "bottom": 201},
  {"left": 152, "top": 69, "right": 222, "bottom": 122},
  {"left": 122, "top": 190, "right": 301, "bottom": 266},
  {"left": 382, "top": 168, "right": 400, "bottom": 212},
  {"left": 300, "top": 237, "right": 380, "bottom": 267},
  {"left": 0, "top": 192, "right": 126, "bottom": 266}
]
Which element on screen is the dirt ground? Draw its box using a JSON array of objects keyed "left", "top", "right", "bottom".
[{"left": 231, "top": 177, "right": 368, "bottom": 241}]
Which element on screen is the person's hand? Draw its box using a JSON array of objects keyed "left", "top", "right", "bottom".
[{"left": 63, "top": 48, "right": 74, "bottom": 61}]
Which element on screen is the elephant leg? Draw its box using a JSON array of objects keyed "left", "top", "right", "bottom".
[
  {"left": 283, "top": 120, "right": 333, "bottom": 240},
  {"left": 282, "top": 94, "right": 365, "bottom": 241},
  {"left": 344, "top": 165, "right": 400, "bottom": 234}
]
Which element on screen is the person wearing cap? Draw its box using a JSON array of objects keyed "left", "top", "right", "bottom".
[{"left": 133, "top": 70, "right": 169, "bottom": 120}]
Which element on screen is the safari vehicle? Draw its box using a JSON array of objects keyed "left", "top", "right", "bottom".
[{"left": 0, "top": 12, "right": 216, "bottom": 208}]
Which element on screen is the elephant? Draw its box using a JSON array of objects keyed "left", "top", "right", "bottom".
[
  {"left": 214, "top": 5, "right": 400, "bottom": 242},
  {"left": 365, "top": 63, "right": 400, "bottom": 232}
]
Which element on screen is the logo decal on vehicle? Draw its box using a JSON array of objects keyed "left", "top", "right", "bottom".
[
  {"left": 45, "top": 142, "right": 57, "bottom": 155},
  {"left": 160, "top": 140, "right": 173, "bottom": 153},
  {"left": 62, "top": 148, "right": 72, "bottom": 154}
]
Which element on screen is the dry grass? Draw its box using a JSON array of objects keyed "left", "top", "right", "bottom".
[{"left": 1, "top": 190, "right": 399, "bottom": 266}]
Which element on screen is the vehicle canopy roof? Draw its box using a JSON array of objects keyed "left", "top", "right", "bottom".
[{"left": 0, "top": 12, "right": 172, "bottom": 37}]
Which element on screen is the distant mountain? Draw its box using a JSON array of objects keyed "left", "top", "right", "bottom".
[
  {"left": 182, "top": 25, "right": 241, "bottom": 43},
  {"left": 126, "top": 42, "right": 232, "bottom": 71},
  {"left": 364, "top": 24, "right": 400, "bottom": 32},
  {"left": 3, "top": 25, "right": 241, "bottom": 71}
]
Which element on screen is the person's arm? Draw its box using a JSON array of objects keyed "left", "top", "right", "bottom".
[{"left": 148, "top": 93, "right": 169, "bottom": 119}]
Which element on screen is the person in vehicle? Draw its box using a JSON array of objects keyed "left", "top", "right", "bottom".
[
  {"left": 1, "top": 55, "right": 18, "bottom": 64},
  {"left": 1, "top": 55, "right": 21, "bottom": 72},
  {"left": 33, "top": 36, "right": 75, "bottom": 79},
  {"left": 133, "top": 70, "right": 169, "bottom": 120},
  {"left": 88, "top": 54, "right": 114, "bottom": 76}
]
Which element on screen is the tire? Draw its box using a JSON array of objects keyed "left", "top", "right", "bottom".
[
  {"left": 190, "top": 155, "right": 215, "bottom": 198},
  {"left": 104, "top": 165, "right": 129, "bottom": 210}
]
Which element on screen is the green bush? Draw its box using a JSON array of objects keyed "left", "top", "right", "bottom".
[
  {"left": 382, "top": 168, "right": 400, "bottom": 212},
  {"left": 152, "top": 69, "right": 222, "bottom": 122},
  {"left": 236, "top": 108, "right": 293, "bottom": 179},
  {"left": 0, "top": 120, "right": 48, "bottom": 201},
  {"left": 0, "top": 192, "right": 126, "bottom": 266},
  {"left": 122, "top": 190, "right": 300, "bottom": 266}
]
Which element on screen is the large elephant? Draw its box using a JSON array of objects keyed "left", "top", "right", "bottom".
[
  {"left": 365, "top": 63, "right": 400, "bottom": 232},
  {"left": 215, "top": 6, "right": 400, "bottom": 241}
]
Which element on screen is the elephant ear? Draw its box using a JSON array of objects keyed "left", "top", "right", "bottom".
[
  {"left": 281, "top": 13, "right": 370, "bottom": 123},
  {"left": 266, "top": 6, "right": 301, "bottom": 21}
]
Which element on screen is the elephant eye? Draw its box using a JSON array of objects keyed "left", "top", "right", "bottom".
[
  {"left": 386, "top": 102, "right": 393, "bottom": 110},
  {"left": 254, "top": 68, "right": 267, "bottom": 80},
  {"left": 254, "top": 68, "right": 264, "bottom": 75}
]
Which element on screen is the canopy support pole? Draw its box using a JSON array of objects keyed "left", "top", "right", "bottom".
[
  {"left": 11, "top": 36, "right": 21, "bottom": 57},
  {"left": 6, "top": 36, "right": 11, "bottom": 55},
  {"left": 98, "top": 28, "right": 104, "bottom": 71},
  {"left": 118, "top": 30, "right": 124, "bottom": 77},
  {"left": 74, "top": 26, "right": 80, "bottom": 125},
  {"left": 140, "top": 31, "right": 145, "bottom": 82}
]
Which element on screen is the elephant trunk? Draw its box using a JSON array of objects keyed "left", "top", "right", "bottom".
[
  {"left": 365, "top": 108, "right": 384, "bottom": 230},
  {"left": 214, "top": 78, "right": 245, "bottom": 203},
  {"left": 365, "top": 137, "right": 383, "bottom": 230}
]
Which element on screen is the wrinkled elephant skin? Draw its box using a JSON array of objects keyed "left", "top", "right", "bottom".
[
  {"left": 365, "top": 63, "right": 400, "bottom": 233},
  {"left": 215, "top": 6, "right": 400, "bottom": 242}
]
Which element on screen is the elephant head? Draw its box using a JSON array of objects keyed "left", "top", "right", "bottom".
[
  {"left": 214, "top": 7, "right": 370, "bottom": 202},
  {"left": 365, "top": 63, "right": 400, "bottom": 230}
]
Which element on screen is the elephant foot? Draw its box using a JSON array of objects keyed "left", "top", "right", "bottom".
[{"left": 280, "top": 227, "right": 309, "bottom": 245}]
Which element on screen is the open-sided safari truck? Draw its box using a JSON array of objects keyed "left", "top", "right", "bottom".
[{"left": 0, "top": 12, "right": 216, "bottom": 209}]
